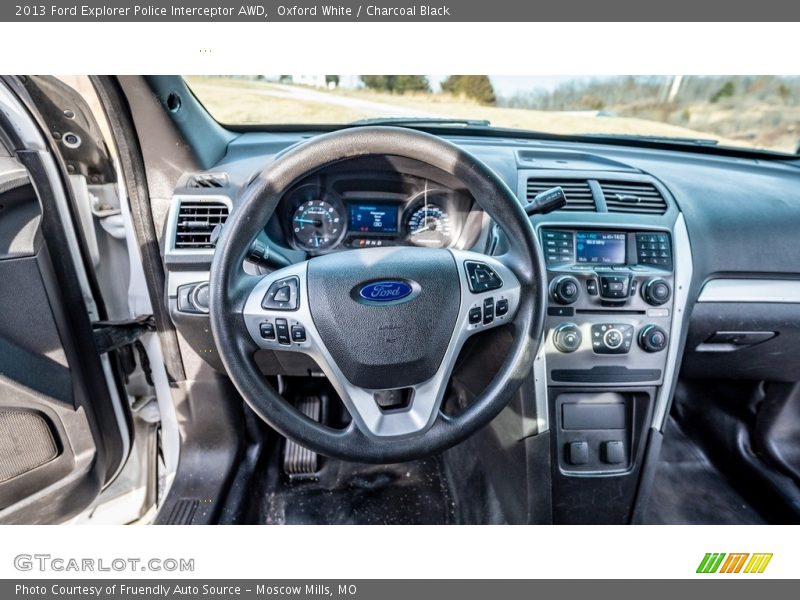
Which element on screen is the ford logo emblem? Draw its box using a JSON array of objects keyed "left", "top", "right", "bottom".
[{"left": 357, "top": 280, "right": 415, "bottom": 304}]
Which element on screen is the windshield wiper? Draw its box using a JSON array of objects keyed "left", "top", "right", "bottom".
[
  {"left": 349, "top": 117, "right": 492, "bottom": 128},
  {"left": 582, "top": 133, "right": 719, "bottom": 146}
]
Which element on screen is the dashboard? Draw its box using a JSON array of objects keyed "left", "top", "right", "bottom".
[{"left": 267, "top": 166, "right": 483, "bottom": 254}]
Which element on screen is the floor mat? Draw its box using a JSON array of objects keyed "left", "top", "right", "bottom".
[
  {"left": 643, "top": 418, "right": 766, "bottom": 524},
  {"left": 252, "top": 456, "right": 456, "bottom": 525}
]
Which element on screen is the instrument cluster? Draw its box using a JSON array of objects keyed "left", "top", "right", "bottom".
[{"left": 276, "top": 174, "right": 478, "bottom": 254}]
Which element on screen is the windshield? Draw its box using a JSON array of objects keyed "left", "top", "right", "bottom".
[{"left": 185, "top": 75, "right": 800, "bottom": 155}]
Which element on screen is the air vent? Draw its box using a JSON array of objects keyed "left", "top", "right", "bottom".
[
  {"left": 526, "top": 179, "right": 595, "bottom": 212},
  {"left": 600, "top": 181, "right": 667, "bottom": 215},
  {"left": 187, "top": 173, "right": 228, "bottom": 189},
  {"left": 174, "top": 201, "right": 229, "bottom": 249}
]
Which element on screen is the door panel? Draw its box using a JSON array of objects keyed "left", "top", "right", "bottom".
[{"left": 0, "top": 77, "right": 129, "bottom": 523}]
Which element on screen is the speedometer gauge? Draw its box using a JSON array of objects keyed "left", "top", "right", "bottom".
[
  {"left": 292, "top": 200, "right": 343, "bottom": 251},
  {"left": 406, "top": 204, "right": 452, "bottom": 248}
]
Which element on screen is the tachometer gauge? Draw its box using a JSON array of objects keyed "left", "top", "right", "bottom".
[
  {"left": 292, "top": 200, "right": 343, "bottom": 251},
  {"left": 406, "top": 204, "right": 452, "bottom": 248}
]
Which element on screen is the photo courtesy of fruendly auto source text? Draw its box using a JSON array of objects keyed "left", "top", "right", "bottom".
[{"left": 0, "top": 0, "right": 798, "bottom": 594}]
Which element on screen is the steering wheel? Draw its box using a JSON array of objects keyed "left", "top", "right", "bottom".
[{"left": 209, "top": 126, "right": 546, "bottom": 463}]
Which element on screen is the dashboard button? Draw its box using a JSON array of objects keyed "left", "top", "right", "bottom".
[
  {"left": 553, "top": 322, "right": 582, "bottom": 353},
  {"left": 567, "top": 441, "right": 589, "bottom": 466},
  {"left": 496, "top": 298, "right": 509, "bottom": 316},
  {"left": 586, "top": 278, "right": 598, "bottom": 295},
  {"left": 601, "top": 441, "right": 625, "bottom": 465},
  {"left": 275, "top": 319, "right": 291, "bottom": 345},
  {"left": 603, "top": 328, "right": 624, "bottom": 349}
]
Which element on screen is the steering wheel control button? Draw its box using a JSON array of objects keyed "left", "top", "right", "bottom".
[
  {"left": 259, "top": 322, "right": 276, "bottom": 340},
  {"left": 273, "top": 286, "right": 291, "bottom": 303},
  {"left": 551, "top": 275, "right": 580, "bottom": 305},
  {"left": 552, "top": 323, "right": 582, "bottom": 353},
  {"left": 262, "top": 276, "right": 300, "bottom": 310},
  {"left": 290, "top": 324, "right": 307, "bottom": 343},
  {"left": 567, "top": 441, "right": 589, "bottom": 465},
  {"left": 642, "top": 277, "right": 672, "bottom": 306},
  {"left": 468, "top": 306, "right": 482, "bottom": 324},
  {"left": 639, "top": 324, "right": 669, "bottom": 353},
  {"left": 496, "top": 298, "right": 509, "bottom": 316},
  {"left": 275, "top": 318, "right": 291, "bottom": 345},
  {"left": 601, "top": 440, "right": 625, "bottom": 465},
  {"left": 591, "top": 323, "right": 634, "bottom": 354},
  {"left": 483, "top": 297, "right": 495, "bottom": 324},
  {"left": 598, "top": 273, "right": 631, "bottom": 300},
  {"left": 465, "top": 261, "right": 503, "bottom": 293}
]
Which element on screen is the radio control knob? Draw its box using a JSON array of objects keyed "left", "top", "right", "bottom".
[
  {"left": 639, "top": 324, "right": 668, "bottom": 353},
  {"left": 642, "top": 278, "right": 671, "bottom": 306},
  {"left": 551, "top": 276, "right": 580, "bottom": 305},
  {"left": 553, "top": 322, "right": 582, "bottom": 353}
]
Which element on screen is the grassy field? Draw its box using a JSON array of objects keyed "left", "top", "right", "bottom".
[{"left": 185, "top": 76, "right": 760, "bottom": 149}]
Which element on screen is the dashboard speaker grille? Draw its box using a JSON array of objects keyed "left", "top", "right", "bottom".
[
  {"left": 174, "top": 201, "right": 229, "bottom": 249},
  {"left": 526, "top": 179, "right": 595, "bottom": 211},
  {"left": 187, "top": 173, "right": 228, "bottom": 189},
  {"left": 0, "top": 410, "right": 58, "bottom": 483},
  {"left": 600, "top": 181, "right": 668, "bottom": 214}
]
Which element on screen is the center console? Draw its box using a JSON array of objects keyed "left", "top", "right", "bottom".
[
  {"left": 542, "top": 227, "right": 674, "bottom": 388},
  {"left": 539, "top": 225, "right": 677, "bottom": 505}
]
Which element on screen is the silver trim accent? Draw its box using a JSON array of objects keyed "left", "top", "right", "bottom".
[
  {"left": 532, "top": 345, "right": 549, "bottom": 434},
  {"left": 164, "top": 194, "right": 233, "bottom": 256},
  {"left": 242, "top": 248, "right": 521, "bottom": 438},
  {"left": 651, "top": 213, "right": 692, "bottom": 429},
  {"left": 698, "top": 279, "right": 800, "bottom": 303}
]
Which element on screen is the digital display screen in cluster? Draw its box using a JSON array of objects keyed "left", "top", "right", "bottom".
[
  {"left": 348, "top": 203, "right": 398, "bottom": 233},
  {"left": 575, "top": 231, "right": 627, "bottom": 265}
]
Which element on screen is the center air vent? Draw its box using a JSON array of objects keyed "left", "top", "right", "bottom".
[
  {"left": 187, "top": 173, "right": 228, "bottom": 189},
  {"left": 526, "top": 179, "right": 595, "bottom": 212},
  {"left": 600, "top": 181, "right": 667, "bottom": 215},
  {"left": 174, "top": 201, "right": 229, "bottom": 249}
]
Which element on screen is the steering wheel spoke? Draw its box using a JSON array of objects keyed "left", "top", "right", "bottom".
[{"left": 242, "top": 249, "right": 521, "bottom": 439}]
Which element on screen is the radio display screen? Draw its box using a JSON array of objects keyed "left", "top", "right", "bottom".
[
  {"left": 575, "top": 231, "right": 627, "bottom": 265},
  {"left": 348, "top": 203, "right": 398, "bottom": 233}
]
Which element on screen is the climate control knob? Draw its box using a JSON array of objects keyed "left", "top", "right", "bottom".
[
  {"left": 639, "top": 324, "right": 668, "bottom": 353},
  {"left": 553, "top": 322, "right": 582, "bottom": 353},
  {"left": 642, "top": 278, "right": 671, "bottom": 306},
  {"left": 551, "top": 276, "right": 581, "bottom": 305}
]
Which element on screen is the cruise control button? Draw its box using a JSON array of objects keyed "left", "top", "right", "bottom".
[
  {"left": 496, "top": 298, "right": 509, "bottom": 316},
  {"left": 469, "top": 306, "right": 482, "bottom": 324},
  {"left": 483, "top": 297, "right": 494, "bottom": 324},
  {"left": 291, "top": 324, "right": 306, "bottom": 342},
  {"left": 259, "top": 322, "right": 275, "bottom": 340},
  {"left": 275, "top": 319, "right": 290, "bottom": 345}
]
